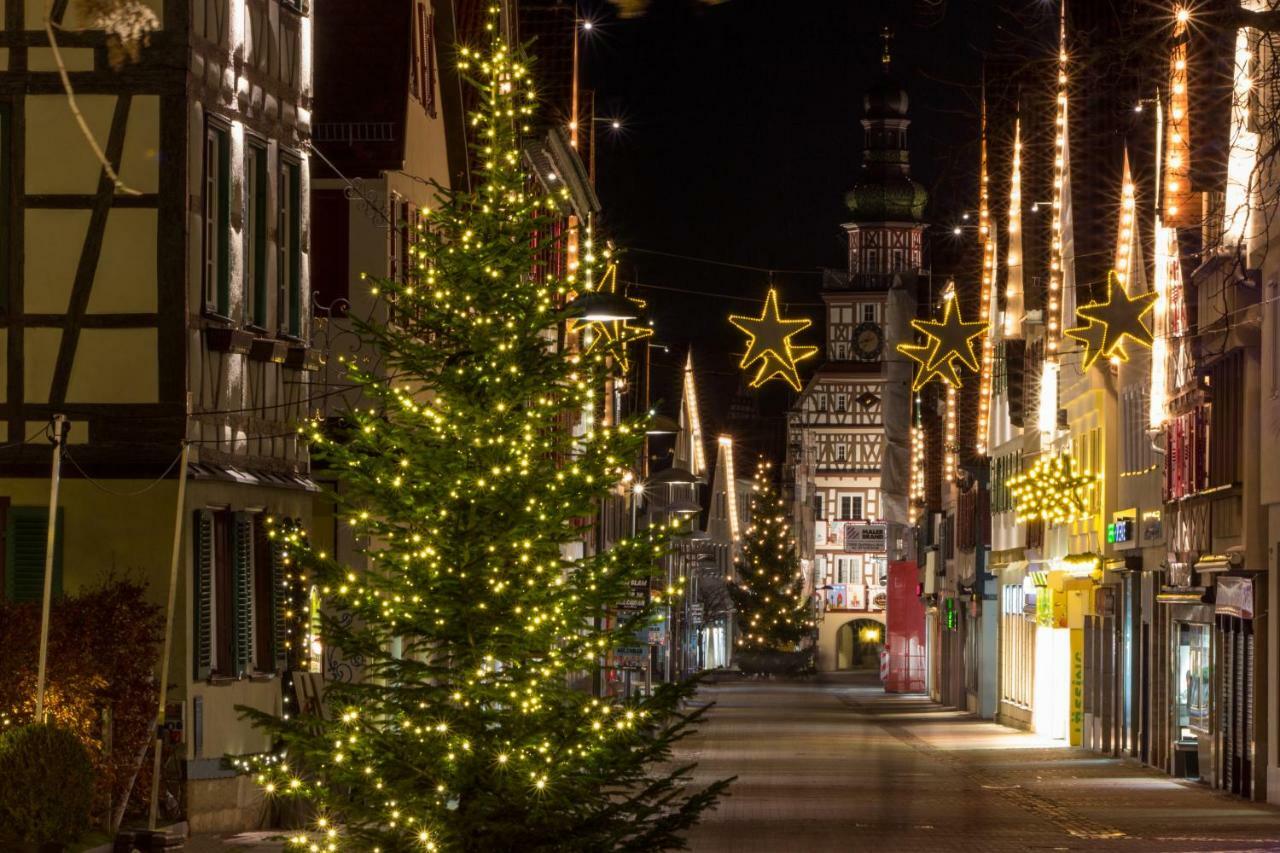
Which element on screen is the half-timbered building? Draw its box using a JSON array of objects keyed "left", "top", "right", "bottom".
[
  {"left": 787, "top": 48, "right": 926, "bottom": 672},
  {"left": 0, "top": 0, "right": 316, "bottom": 831}
]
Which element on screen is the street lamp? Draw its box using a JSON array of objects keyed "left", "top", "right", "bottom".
[
  {"left": 565, "top": 290, "right": 639, "bottom": 322},
  {"left": 648, "top": 466, "right": 703, "bottom": 486}
]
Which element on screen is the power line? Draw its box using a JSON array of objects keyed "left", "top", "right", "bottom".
[{"left": 626, "top": 247, "right": 824, "bottom": 277}]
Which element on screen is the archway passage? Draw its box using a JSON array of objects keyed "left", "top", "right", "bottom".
[{"left": 835, "top": 619, "right": 884, "bottom": 671}]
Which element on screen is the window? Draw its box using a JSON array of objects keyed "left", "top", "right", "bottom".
[
  {"left": 277, "top": 157, "right": 302, "bottom": 337},
  {"left": 1121, "top": 385, "right": 1154, "bottom": 475},
  {"left": 817, "top": 395, "right": 827, "bottom": 412},
  {"left": 244, "top": 141, "right": 268, "bottom": 327},
  {"left": 836, "top": 394, "right": 847, "bottom": 412},
  {"left": 193, "top": 510, "right": 290, "bottom": 678},
  {"left": 203, "top": 121, "right": 231, "bottom": 316},
  {"left": 813, "top": 493, "right": 824, "bottom": 520},
  {"left": 862, "top": 303, "right": 876, "bottom": 323},
  {"left": 835, "top": 443, "right": 846, "bottom": 463},
  {"left": 865, "top": 250, "right": 878, "bottom": 272},
  {"left": 839, "top": 495, "right": 862, "bottom": 521},
  {"left": 3, "top": 504, "right": 63, "bottom": 602},
  {"left": 835, "top": 343, "right": 847, "bottom": 361}
]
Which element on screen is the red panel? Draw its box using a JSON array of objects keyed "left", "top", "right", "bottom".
[{"left": 885, "top": 561, "right": 926, "bottom": 694}]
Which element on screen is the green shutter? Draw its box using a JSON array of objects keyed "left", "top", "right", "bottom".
[
  {"left": 232, "top": 512, "right": 255, "bottom": 675},
  {"left": 270, "top": 529, "right": 290, "bottom": 672},
  {"left": 192, "top": 510, "right": 215, "bottom": 680},
  {"left": 4, "top": 507, "right": 62, "bottom": 603},
  {"left": 217, "top": 127, "right": 231, "bottom": 316}
]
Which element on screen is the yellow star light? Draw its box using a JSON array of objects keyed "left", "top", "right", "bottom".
[
  {"left": 1065, "top": 269, "right": 1158, "bottom": 369},
  {"left": 896, "top": 292, "right": 987, "bottom": 390},
  {"left": 728, "top": 289, "right": 816, "bottom": 391},
  {"left": 573, "top": 264, "right": 653, "bottom": 373}
]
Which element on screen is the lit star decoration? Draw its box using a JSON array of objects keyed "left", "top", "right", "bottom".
[
  {"left": 1064, "top": 270, "right": 1157, "bottom": 370},
  {"left": 897, "top": 286, "right": 987, "bottom": 391},
  {"left": 728, "top": 289, "right": 818, "bottom": 391},
  {"left": 1007, "top": 454, "right": 1098, "bottom": 525},
  {"left": 572, "top": 263, "right": 652, "bottom": 372}
]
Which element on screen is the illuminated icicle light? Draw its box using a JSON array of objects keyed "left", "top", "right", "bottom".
[
  {"left": 728, "top": 288, "right": 818, "bottom": 392},
  {"left": 1004, "top": 117, "right": 1025, "bottom": 339},
  {"left": 1038, "top": 359, "right": 1060, "bottom": 437},
  {"left": 1006, "top": 453, "right": 1098, "bottom": 525},
  {"left": 720, "top": 435, "right": 739, "bottom": 541},
  {"left": 683, "top": 352, "right": 708, "bottom": 475},
  {"left": 1047, "top": 6, "right": 1069, "bottom": 357},
  {"left": 909, "top": 412, "right": 926, "bottom": 525},
  {"left": 976, "top": 94, "right": 998, "bottom": 458},
  {"left": 1164, "top": 12, "right": 1194, "bottom": 227},
  {"left": 1224, "top": 25, "right": 1258, "bottom": 245}
]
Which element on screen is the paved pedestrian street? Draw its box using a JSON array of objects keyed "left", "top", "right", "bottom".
[{"left": 680, "top": 676, "right": 1280, "bottom": 853}]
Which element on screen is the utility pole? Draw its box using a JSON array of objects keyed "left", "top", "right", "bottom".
[{"left": 34, "top": 414, "right": 67, "bottom": 722}]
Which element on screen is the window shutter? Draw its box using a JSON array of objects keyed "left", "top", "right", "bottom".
[
  {"left": 270, "top": 526, "right": 291, "bottom": 672},
  {"left": 232, "top": 512, "right": 255, "bottom": 675},
  {"left": 192, "top": 510, "right": 215, "bottom": 680},
  {"left": 4, "top": 507, "right": 62, "bottom": 603}
]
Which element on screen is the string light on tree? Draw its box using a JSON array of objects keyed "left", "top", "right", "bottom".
[
  {"left": 728, "top": 288, "right": 818, "bottom": 391},
  {"left": 728, "top": 461, "right": 813, "bottom": 652},
  {"left": 230, "top": 16, "right": 728, "bottom": 850}
]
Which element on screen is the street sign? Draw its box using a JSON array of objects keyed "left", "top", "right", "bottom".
[
  {"left": 617, "top": 577, "right": 651, "bottom": 612},
  {"left": 614, "top": 645, "right": 648, "bottom": 670},
  {"left": 843, "top": 523, "right": 887, "bottom": 553}
]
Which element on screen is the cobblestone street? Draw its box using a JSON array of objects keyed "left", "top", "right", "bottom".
[{"left": 680, "top": 675, "right": 1280, "bottom": 853}]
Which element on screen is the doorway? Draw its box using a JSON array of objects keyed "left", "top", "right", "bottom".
[{"left": 836, "top": 619, "right": 884, "bottom": 671}]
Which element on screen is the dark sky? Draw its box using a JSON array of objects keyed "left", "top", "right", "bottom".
[{"left": 579, "top": 0, "right": 1039, "bottom": 451}]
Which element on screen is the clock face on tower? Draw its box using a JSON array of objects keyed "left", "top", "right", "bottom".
[{"left": 853, "top": 321, "right": 885, "bottom": 361}]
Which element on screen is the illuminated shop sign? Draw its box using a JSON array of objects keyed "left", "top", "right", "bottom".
[{"left": 843, "top": 523, "right": 887, "bottom": 553}]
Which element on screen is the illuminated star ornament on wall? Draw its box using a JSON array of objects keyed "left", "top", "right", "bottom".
[
  {"left": 896, "top": 290, "right": 987, "bottom": 391},
  {"left": 729, "top": 289, "right": 817, "bottom": 391},
  {"left": 1065, "top": 269, "right": 1158, "bottom": 369},
  {"left": 575, "top": 264, "right": 653, "bottom": 372}
]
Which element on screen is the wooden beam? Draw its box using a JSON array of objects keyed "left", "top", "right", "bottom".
[
  {"left": 25, "top": 313, "right": 159, "bottom": 328},
  {"left": 48, "top": 94, "right": 131, "bottom": 406},
  {"left": 25, "top": 193, "right": 159, "bottom": 208}
]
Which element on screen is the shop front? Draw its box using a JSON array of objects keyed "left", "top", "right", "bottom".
[
  {"left": 1212, "top": 573, "right": 1264, "bottom": 799},
  {"left": 997, "top": 561, "right": 1035, "bottom": 729},
  {"left": 1027, "top": 561, "right": 1097, "bottom": 744}
]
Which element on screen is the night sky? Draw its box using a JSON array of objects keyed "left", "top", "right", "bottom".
[{"left": 579, "top": 0, "right": 1051, "bottom": 453}]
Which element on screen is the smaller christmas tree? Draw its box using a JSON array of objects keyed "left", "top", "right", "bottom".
[{"left": 729, "top": 461, "right": 812, "bottom": 653}]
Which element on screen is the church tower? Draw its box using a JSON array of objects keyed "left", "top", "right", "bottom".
[{"left": 788, "top": 30, "right": 927, "bottom": 671}]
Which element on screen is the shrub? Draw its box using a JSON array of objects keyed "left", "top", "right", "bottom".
[
  {"left": 0, "top": 576, "right": 165, "bottom": 831},
  {"left": 0, "top": 722, "right": 95, "bottom": 846}
]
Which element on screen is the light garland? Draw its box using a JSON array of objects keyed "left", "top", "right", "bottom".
[
  {"left": 1004, "top": 117, "right": 1025, "bottom": 339},
  {"left": 1065, "top": 270, "right": 1157, "bottom": 370},
  {"left": 1047, "top": 3, "right": 1071, "bottom": 356},
  {"left": 728, "top": 288, "right": 818, "bottom": 392},
  {"left": 897, "top": 284, "right": 986, "bottom": 391},
  {"left": 1007, "top": 453, "right": 1098, "bottom": 525},
  {"left": 1165, "top": 9, "right": 1194, "bottom": 228},
  {"left": 909, "top": 418, "right": 925, "bottom": 525},
  {"left": 976, "top": 93, "right": 997, "bottom": 456},
  {"left": 574, "top": 263, "right": 653, "bottom": 373},
  {"left": 945, "top": 383, "right": 958, "bottom": 482}
]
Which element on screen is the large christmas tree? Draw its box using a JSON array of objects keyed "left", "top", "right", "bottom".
[
  {"left": 241, "top": 22, "right": 727, "bottom": 852},
  {"left": 729, "top": 461, "right": 812, "bottom": 653}
]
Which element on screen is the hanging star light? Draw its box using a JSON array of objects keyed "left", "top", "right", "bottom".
[
  {"left": 574, "top": 263, "right": 653, "bottom": 372},
  {"left": 728, "top": 289, "right": 817, "bottom": 391},
  {"left": 897, "top": 289, "right": 987, "bottom": 391},
  {"left": 1064, "top": 269, "right": 1157, "bottom": 369}
]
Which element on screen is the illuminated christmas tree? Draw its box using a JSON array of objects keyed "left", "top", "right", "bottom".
[
  {"left": 729, "top": 462, "right": 812, "bottom": 654},
  {"left": 239, "top": 20, "right": 727, "bottom": 852}
]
